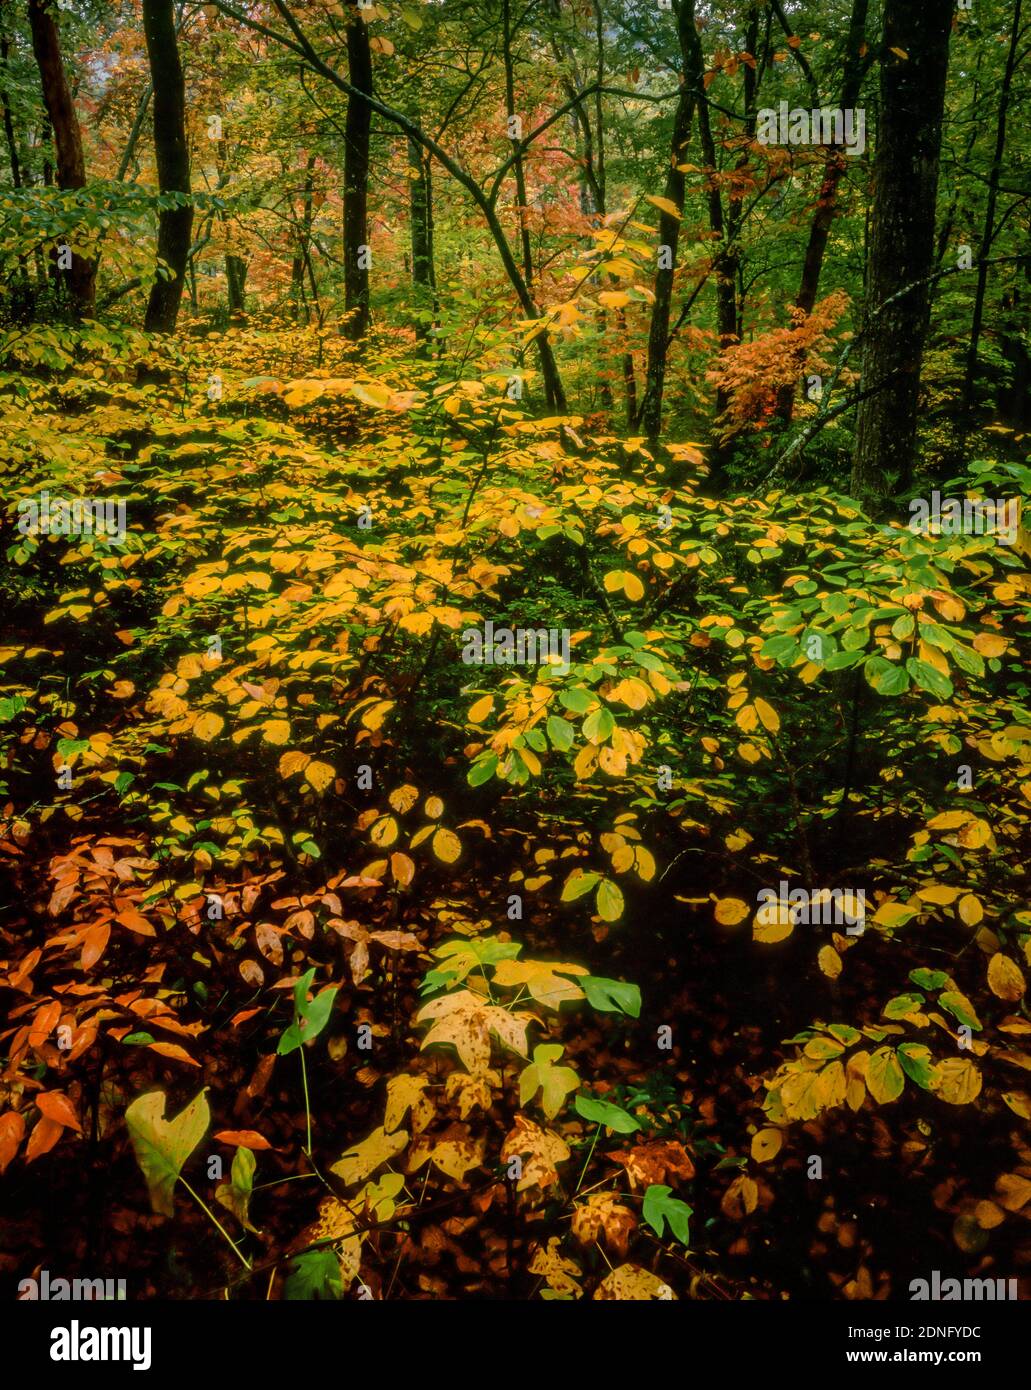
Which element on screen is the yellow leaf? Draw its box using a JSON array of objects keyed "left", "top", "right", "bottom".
[
  {"left": 424, "top": 796, "right": 444, "bottom": 820},
  {"left": 644, "top": 194, "right": 682, "bottom": 218},
  {"left": 432, "top": 827, "right": 461, "bottom": 864},
  {"left": 714, "top": 897, "right": 749, "bottom": 926},
  {"left": 329, "top": 1125, "right": 408, "bottom": 1187},
  {"left": 192, "top": 712, "right": 224, "bottom": 742},
  {"left": 736, "top": 704, "right": 758, "bottom": 733},
  {"left": 370, "top": 815, "right": 399, "bottom": 848},
  {"left": 750, "top": 1128, "right": 783, "bottom": 1163},
  {"left": 468, "top": 695, "right": 493, "bottom": 723},
  {"left": 278, "top": 750, "right": 311, "bottom": 778},
  {"left": 932, "top": 1057, "right": 982, "bottom": 1105},
  {"left": 753, "top": 902, "right": 794, "bottom": 943},
  {"left": 304, "top": 760, "right": 335, "bottom": 793},
  {"left": 957, "top": 893, "right": 983, "bottom": 926},
  {"left": 988, "top": 953, "right": 1025, "bottom": 1002},
  {"left": 754, "top": 698, "right": 780, "bottom": 733},
  {"left": 818, "top": 945, "right": 842, "bottom": 979},
  {"left": 261, "top": 719, "right": 291, "bottom": 745},
  {"left": 917, "top": 884, "right": 961, "bottom": 906}
]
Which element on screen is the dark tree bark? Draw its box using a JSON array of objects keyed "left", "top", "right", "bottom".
[
  {"left": 26, "top": 0, "right": 94, "bottom": 312},
  {"left": 774, "top": 0, "right": 869, "bottom": 423},
  {"left": 851, "top": 0, "right": 953, "bottom": 502},
  {"left": 1, "top": 33, "right": 23, "bottom": 187},
  {"left": 343, "top": 1, "right": 372, "bottom": 340},
  {"left": 502, "top": 0, "right": 533, "bottom": 287},
  {"left": 639, "top": 0, "right": 697, "bottom": 443},
  {"left": 226, "top": 253, "right": 248, "bottom": 313},
  {"left": 408, "top": 133, "right": 436, "bottom": 348},
  {"left": 962, "top": 0, "right": 1022, "bottom": 409},
  {"left": 141, "top": 0, "right": 193, "bottom": 333}
]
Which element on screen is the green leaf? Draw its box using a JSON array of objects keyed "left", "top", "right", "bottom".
[
  {"left": 905, "top": 657, "right": 953, "bottom": 700},
  {"left": 467, "top": 753, "right": 498, "bottom": 786},
  {"left": 642, "top": 1184, "right": 692, "bottom": 1244},
  {"left": 284, "top": 1249, "right": 342, "bottom": 1300},
  {"left": 125, "top": 1088, "right": 209, "bottom": 1217},
  {"left": 546, "top": 714, "right": 575, "bottom": 751},
  {"left": 595, "top": 878, "right": 624, "bottom": 922},
  {"left": 574, "top": 1094, "right": 640, "bottom": 1134},
  {"left": 897, "top": 1043, "right": 936, "bottom": 1091},
  {"left": 582, "top": 707, "right": 615, "bottom": 743},
  {"left": 581, "top": 975, "right": 641, "bottom": 1018},
  {"left": 215, "top": 1145, "right": 258, "bottom": 1233},
  {"left": 519, "top": 1044, "right": 580, "bottom": 1120},
  {"left": 561, "top": 868, "right": 599, "bottom": 902},
  {"left": 909, "top": 968, "right": 949, "bottom": 991},
  {"left": 559, "top": 687, "right": 593, "bottom": 714}
]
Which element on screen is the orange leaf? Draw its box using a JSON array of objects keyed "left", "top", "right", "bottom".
[
  {"left": 147, "top": 1041, "right": 200, "bottom": 1066},
  {"left": 116, "top": 908, "right": 157, "bottom": 936},
  {"left": 214, "top": 1129, "right": 273, "bottom": 1150},
  {"left": 36, "top": 1091, "right": 82, "bottom": 1133},
  {"left": 81, "top": 920, "right": 110, "bottom": 970},
  {"left": 25, "top": 1115, "right": 64, "bottom": 1163},
  {"left": 0, "top": 1111, "right": 25, "bottom": 1173}
]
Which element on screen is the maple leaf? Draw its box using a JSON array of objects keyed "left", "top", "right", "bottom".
[
  {"left": 491, "top": 957, "right": 587, "bottom": 1009},
  {"left": 500, "top": 1115, "right": 570, "bottom": 1192},
  {"left": 407, "top": 1123, "right": 485, "bottom": 1185},
  {"left": 571, "top": 1192, "right": 636, "bottom": 1258},
  {"left": 415, "top": 989, "right": 532, "bottom": 1073},
  {"left": 608, "top": 1138, "right": 695, "bottom": 1189},
  {"left": 518, "top": 1044, "right": 580, "bottom": 1120},
  {"left": 330, "top": 1125, "right": 408, "bottom": 1187},
  {"left": 384, "top": 1073, "right": 435, "bottom": 1135},
  {"left": 594, "top": 1264, "right": 675, "bottom": 1300}
]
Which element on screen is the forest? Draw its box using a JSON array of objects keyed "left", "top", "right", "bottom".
[{"left": 0, "top": 0, "right": 1029, "bottom": 1322}]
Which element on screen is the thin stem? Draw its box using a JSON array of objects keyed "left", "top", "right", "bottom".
[
  {"left": 299, "top": 1044, "right": 313, "bottom": 1155},
  {"left": 179, "top": 1176, "right": 252, "bottom": 1271},
  {"left": 575, "top": 1125, "right": 601, "bottom": 1193}
]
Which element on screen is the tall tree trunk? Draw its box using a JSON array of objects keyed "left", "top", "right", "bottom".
[
  {"left": 141, "top": 0, "right": 192, "bottom": 333},
  {"left": 226, "top": 253, "right": 247, "bottom": 314},
  {"left": 502, "top": 0, "right": 533, "bottom": 287},
  {"left": 775, "top": 0, "right": 869, "bottom": 423},
  {"left": 408, "top": 134, "right": 437, "bottom": 349},
  {"left": 343, "top": 1, "right": 372, "bottom": 340},
  {"left": 26, "top": 0, "right": 94, "bottom": 313},
  {"left": 851, "top": 0, "right": 952, "bottom": 503},
  {"left": 962, "top": 0, "right": 1022, "bottom": 410},
  {"left": 639, "top": 0, "right": 697, "bottom": 443},
  {"left": 1, "top": 33, "right": 23, "bottom": 187},
  {"left": 292, "top": 153, "right": 316, "bottom": 322}
]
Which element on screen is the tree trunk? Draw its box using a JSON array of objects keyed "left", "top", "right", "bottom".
[
  {"left": 851, "top": 0, "right": 952, "bottom": 503},
  {"left": 343, "top": 2, "right": 372, "bottom": 340},
  {"left": 408, "top": 134, "right": 437, "bottom": 348},
  {"left": 226, "top": 253, "right": 248, "bottom": 314},
  {"left": 141, "top": 0, "right": 193, "bottom": 333},
  {"left": 639, "top": 0, "right": 697, "bottom": 443},
  {"left": 502, "top": 0, "right": 533, "bottom": 287},
  {"left": 1, "top": 33, "right": 23, "bottom": 187},
  {"left": 26, "top": 0, "right": 94, "bottom": 313},
  {"left": 962, "top": 0, "right": 1022, "bottom": 410},
  {"left": 775, "top": 0, "right": 869, "bottom": 423}
]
